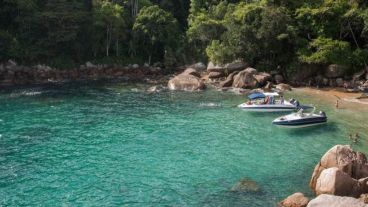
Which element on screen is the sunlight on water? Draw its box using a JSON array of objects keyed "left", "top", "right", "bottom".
[{"left": 0, "top": 82, "right": 367, "bottom": 206}]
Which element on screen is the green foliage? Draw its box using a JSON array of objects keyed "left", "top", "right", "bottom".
[
  {"left": 0, "top": 0, "right": 368, "bottom": 74},
  {"left": 298, "top": 37, "right": 351, "bottom": 65},
  {"left": 133, "top": 5, "right": 181, "bottom": 65},
  {"left": 204, "top": 3, "right": 297, "bottom": 69}
]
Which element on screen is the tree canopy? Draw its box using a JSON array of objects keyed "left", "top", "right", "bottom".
[{"left": 0, "top": 0, "right": 368, "bottom": 73}]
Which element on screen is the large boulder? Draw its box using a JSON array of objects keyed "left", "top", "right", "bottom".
[
  {"left": 232, "top": 69, "right": 258, "bottom": 88},
  {"left": 325, "top": 64, "right": 349, "bottom": 78},
  {"left": 230, "top": 178, "right": 261, "bottom": 193},
  {"left": 279, "top": 192, "right": 310, "bottom": 207},
  {"left": 208, "top": 71, "right": 225, "bottom": 79},
  {"left": 220, "top": 71, "right": 239, "bottom": 88},
  {"left": 243, "top": 67, "right": 257, "bottom": 74},
  {"left": 276, "top": 83, "right": 292, "bottom": 91},
  {"left": 207, "top": 61, "right": 247, "bottom": 73},
  {"left": 225, "top": 61, "right": 248, "bottom": 72},
  {"left": 315, "top": 167, "right": 362, "bottom": 197},
  {"left": 168, "top": 74, "right": 205, "bottom": 91},
  {"left": 189, "top": 62, "right": 206, "bottom": 71},
  {"left": 254, "top": 72, "right": 271, "bottom": 86},
  {"left": 310, "top": 145, "right": 368, "bottom": 193},
  {"left": 182, "top": 68, "right": 201, "bottom": 78},
  {"left": 307, "top": 194, "right": 368, "bottom": 207}
]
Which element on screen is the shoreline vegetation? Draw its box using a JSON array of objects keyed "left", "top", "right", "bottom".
[{"left": 2, "top": 0, "right": 368, "bottom": 206}]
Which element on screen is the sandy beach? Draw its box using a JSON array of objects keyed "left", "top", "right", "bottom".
[{"left": 294, "top": 87, "right": 368, "bottom": 110}]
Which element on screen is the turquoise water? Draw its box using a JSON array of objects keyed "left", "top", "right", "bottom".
[{"left": 0, "top": 82, "right": 367, "bottom": 206}]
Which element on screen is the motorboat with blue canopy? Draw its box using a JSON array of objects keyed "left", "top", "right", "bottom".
[
  {"left": 272, "top": 108, "right": 327, "bottom": 128},
  {"left": 238, "top": 92, "right": 312, "bottom": 112}
]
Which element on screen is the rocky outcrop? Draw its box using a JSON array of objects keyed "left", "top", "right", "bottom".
[
  {"left": 220, "top": 71, "right": 238, "bottom": 88},
  {"left": 276, "top": 83, "right": 292, "bottom": 91},
  {"left": 0, "top": 60, "right": 165, "bottom": 86},
  {"left": 182, "top": 68, "right": 201, "bottom": 78},
  {"left": 232, "top": 68, "right": 259, "bottom": 88},
  {"left": 208, "top": 71, "right": 224, "bottom": 79},
  {"left": 310, "top": 145, "right": 368, "bottom": 193},
  {"left": 253, "top": 72, "right": 271, "bottom": 86},
  {"left": 279, "top": 192, "right": 310, "bottom": 207},
  {"left": 168, "top": 69, "right": 205, "bottom": 91},
  {"left": 290, "top": 64, "right": 322, "bottom": 84},
  {"left": 189, "top": 62, "right": 206, "bottom": 71},
  {"left": 307, "top": 194, "right": 368, "bottom": 207},
  {"left": 325, "top": 64, "right": 348, "bottom": 78},
  {"left": 315, "top": 167, "right": 364, "bottom": 197},
  {"left": 207, "top": 61, "right": 247, "bottom": 73},
  {"left": 230, "top": 178, "right": 261, "bottom": 193}
]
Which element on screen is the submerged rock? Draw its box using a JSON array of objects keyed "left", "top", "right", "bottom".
[
  {"left": 147, "top": 85, "right": 166, "bottom": 93},
  {"left": 279, "top": 192, "right": 310, "bottom": 207},
  {"left": 307, "top": 194, "right": 367, "bottom": 207},
  {"left": 230, "top": 178, "right": 261, "bottom": 193}
]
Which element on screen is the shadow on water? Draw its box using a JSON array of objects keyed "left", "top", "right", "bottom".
[
  {"left": 276, "top": 121, "right": 339, "bottom": 137},
  {"left": 200, "top": 190, "right": 268, "bottom": 207}
]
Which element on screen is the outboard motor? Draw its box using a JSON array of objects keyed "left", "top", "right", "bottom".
[
  {"left": 319, "top": 111, "right": 326, "bottom": 117},
  {"left": 293, "top": 100, "right": 300, "bottom": 107}
]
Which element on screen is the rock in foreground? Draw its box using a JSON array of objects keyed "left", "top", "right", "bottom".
[
  {"left": 315, "top": 167, "right": 363, "bottom": 197},
  {"left": 310, "top": 145, "right": 368, "bottom": 193},
  {"left": 279, "top": 192, "right": 310, "bottom": 207},
  {"left": 307, "top": 194, "right": 367, "bottom": 207}
]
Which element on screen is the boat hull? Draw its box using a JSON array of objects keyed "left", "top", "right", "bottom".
[
  {"left": 238, "top": 104, "right": 296, "bottom": 112},
  {"left": 272, "top": 114, "right": 327, "bottom": 128}
]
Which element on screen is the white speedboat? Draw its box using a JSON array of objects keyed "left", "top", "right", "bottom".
[
  {"left": 272, "top": 108, "right": 327, "bottom": 128},
  {"left": 238, "top": 92, "right": 310, "bottom": 112}
]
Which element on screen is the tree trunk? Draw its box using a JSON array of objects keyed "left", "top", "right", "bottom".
[
  {"left": 116, "top": 38, "right": 119, "bottom": 57},
  {"left": 106, "top": 26, "right": 108, "bottom": 57}
]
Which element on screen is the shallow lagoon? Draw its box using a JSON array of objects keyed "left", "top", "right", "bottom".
[{"left": 0, "top": 82, "right": 367, "bottom": 206}]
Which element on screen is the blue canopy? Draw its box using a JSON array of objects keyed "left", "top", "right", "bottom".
[{"left": 248, "top": 92, "right": 265, "bottom": 100}]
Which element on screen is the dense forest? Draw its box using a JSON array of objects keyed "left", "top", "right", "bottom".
[{"left": 1, "top": 0, "right": 368, "bottom": 73}]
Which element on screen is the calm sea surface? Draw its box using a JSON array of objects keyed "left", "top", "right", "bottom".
[{"left": 0, "top": 82, "right": 367, "bottom": 206}]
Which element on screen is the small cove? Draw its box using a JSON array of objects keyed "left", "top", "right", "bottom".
[{"left": 0, "top": 82, "right": 367, "bottom": 206}]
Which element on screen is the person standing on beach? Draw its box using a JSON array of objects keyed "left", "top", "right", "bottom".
[{"left": 335, "top": 100, "right": 339, "bottom": 108}]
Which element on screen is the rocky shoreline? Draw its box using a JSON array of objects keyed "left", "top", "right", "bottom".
[
  {"left": 0, "top": 60, "right": 170, "bottom": 87},
  {"left": 279, "top": 145, "right": 368, "bottom": 207},
  {"left": 165, "top": 61, "right": 368, "bottom": 95},
  {"left": 2, "top": 60, "right": 368, "bottom": 94}
]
